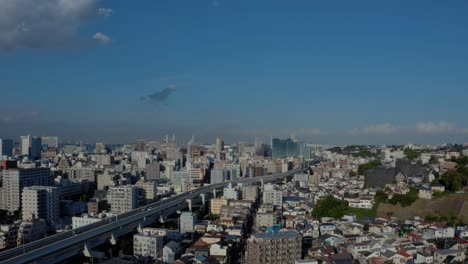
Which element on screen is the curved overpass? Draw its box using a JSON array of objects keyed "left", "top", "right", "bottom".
[{"left": 0, "top": 164, "right": 308, "bottom": 264}]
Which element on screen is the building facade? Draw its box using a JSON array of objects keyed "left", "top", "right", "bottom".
[
  {"left": 133, "top": 232, "right": 164, "bottom": 259},
  {"left": 246, "top": 230, "right": 302, "bottom": 264},
  {"left": 107, "top": 185, "right": 138, "bottom": 214},
  {"left": 0, "top": 168, "right": 52, "bottom": 212},
  {"left": 180, "top": 212, "right": 197, "bottom": 233},
  {"left": 22, "top": 186, "right": 60, "bottom": 225}
]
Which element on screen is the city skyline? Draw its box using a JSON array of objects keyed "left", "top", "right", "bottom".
[{"left": 1, "top": 0, "right": 468, "bottom": 144}]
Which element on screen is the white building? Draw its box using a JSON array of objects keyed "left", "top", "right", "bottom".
[
  {"left": 107, "top": 185, "right": 138, "bottom": 214},
  {"left": 141, "top": 228, "right": 181, "bottom": 241},
  {"left": 223, "top": 183, "right": 239, "bottom": 200},
  {"left": 0, "top": 168, "right": 52, "bottom": 212},
  {"left": 22, "top": 186, "right": 60, "bottom": 225},
  {"left": 131, "top": 151, "right": 148, "bottom": 169},
  {"left": 72, "top": 214, "right": 105, "bottom": 229},
  {"left": 180, "top": 212, "right": 197, "bottom": 234},
  {"left": 133, "top": 232, "right": 164, "bottom": 259},
  {"left": 263, "top": 189, "right": 283, "bottom": 206},
  {"left": 20, "top": 135, "right": 41, "bottom": 160}
]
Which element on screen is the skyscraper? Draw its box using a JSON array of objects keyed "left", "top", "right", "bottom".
[
  {"left": 20, "top": 135, "right": 42, "bottom": 160},
  {"left": 22, "top": 186, "right": 60, "bottom": 225},
  {"left": 0, "top": 138, "right": 13, "bottom": 158},
  {"left": 271, "top": 138, "right": 301, "bottom": 158},
  {"left": 215, "top": 137, "right": 224, "bottom": 153}
]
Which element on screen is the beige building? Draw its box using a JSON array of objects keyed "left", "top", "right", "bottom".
[
  {"left": 135, "top": 180, "right": 157, "bottom": 201},
  {"left": 242, "top": 186, "right": 259, "bottom": 201},
  {"left": 210, "top": 198, "right": 228, "bottom": 215}
]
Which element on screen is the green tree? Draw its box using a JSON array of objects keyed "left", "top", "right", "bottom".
[
  {"left": 358, "top": 160, "right": 381, "bottom": 175},
  {"left": 312, "top": 196, "right": 348, "bottom": 220},
  {"left": 404, "top": 148, "right": 420, "bottom": 160},
  {"left": 439, "top": 171, "right": 463, "bottom": 191}
]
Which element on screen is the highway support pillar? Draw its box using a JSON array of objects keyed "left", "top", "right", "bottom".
[
  {"left": 213, "top": 189, "right": 217, "bottom": 198},
  {"left": 137, "top": 223, "right": 144, "bottom": 233},
  {"left": 83, "top": 242, "right": 105, "bottom": 259},
  {"left": 110, "top": 232, "right": 118, "bottom": 245},
  {"left": 200, "top": 193, "right": 206, "bottom": 206},
  {"left": 186, "top": 199, "right": 193, "bottom": 212}
]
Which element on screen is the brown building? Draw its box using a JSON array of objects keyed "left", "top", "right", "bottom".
[
  {"left": 88, "top": 199, "right": 109, "bottom": 215},
  {"left": 246, "top": 230, "right": 302, "bottom": 264}
]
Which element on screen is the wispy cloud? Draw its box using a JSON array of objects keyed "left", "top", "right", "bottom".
[
  {"left": 141, "top": 84, "right": 177, "bottom": 107},
  {"left": 295, "top": 128, "right": 322, "bottom": 136},
  {"left": 98, "top": 7, "right": 113, "bottom": 17},
  {"left": 349, "top": 123, "right": 397, "bottom": 136},
  {"left": 93, "top": 32, "right": 111, "bottom": 44},
  {"left": 0, "top": 111, "right": 41, "bottom": 123},
  {"left": 416, "top": 121, "right": 457, "bottom": 134},
  {"left": 0, "top": 0, "right": 111, "bottom": 51}
]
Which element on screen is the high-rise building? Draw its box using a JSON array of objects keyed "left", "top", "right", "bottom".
[
  {"left": 215, "top": 137, "right": 224, "bottom": 153},
  {"left": 22, "top": 186, "right": 60, "bottom": 226},
  {"left": 271, "top": 138, "right": 301, "bottom": 158},
  {"left": 21, "top": 135, "right": 42, "bottom": 160},
  {"left": 21, "top": 135, "right": 31, "bottom": 156},
  {"left": 179, "top": 211, "right": 197, "bottom": 233},
  {"left": 95, "top": 142, "right": 106, "bottom": 154},
  {"left": 0, "top": 168, "right": 52, "bottom": 212},
  {"left": 245, "top": 230, "right": 302, "bottom": 264},
  {"left": 145, "top": 162, "right": 160, "bottom": 181},
  {"left": 107, "top": 186, "right": 138, "bottom": 214},
  {"left": 211, "top": 168, "right": 236, "bottom": 184},
  {"left": 172, "top": 171, "right": 190, "bottom": 186},
  {"left": 41, "top": 136, "right": 59, "bottom": 149},
  {"left": 0, "top": 138, "right": 13, "bottom": 159},
  {"left": 135, "top": 140, "right": 147, "bottom": 152}
]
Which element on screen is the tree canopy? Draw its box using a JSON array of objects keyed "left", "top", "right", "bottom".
[
  {"left": 358, "top": 160, "right": 381, "bottom": 175},
  {"left": 312, "top": 196, "right": 348, "bottom": 220}
]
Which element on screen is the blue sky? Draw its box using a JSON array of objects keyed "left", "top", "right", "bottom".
[{"left": 1, "top": 0, "right": 468, "bottom": 144}]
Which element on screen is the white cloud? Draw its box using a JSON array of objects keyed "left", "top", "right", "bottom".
[
  {"left": 0, "top": 0, "right": 111, "bottom": 51},
  {"left": 295, "top": 128, "right": 322, "bottom": 136},
  {"left": 349, "top": 123, "right": 397, "bottom": 136},
  {"left": 415, "top": 121, "right": 456, "bottom": 134},
  {"left": 98, "top": 7, "right": 113, "bottom": 17},
  {"left": 92, "top": 32, "right": 111, "bottom": 44}
]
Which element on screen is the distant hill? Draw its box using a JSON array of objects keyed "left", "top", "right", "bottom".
[{"left": 377, "top": 193, "right": 468, "bottom": 223}]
